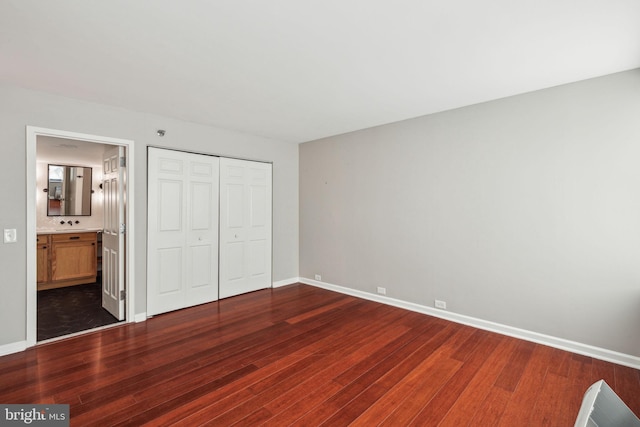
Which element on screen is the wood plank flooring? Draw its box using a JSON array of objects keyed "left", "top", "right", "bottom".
[{"left": 1, "top": 283, "right": 639, "bottom": 426}]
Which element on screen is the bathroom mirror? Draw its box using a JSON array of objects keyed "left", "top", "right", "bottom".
[{"left": 47, "top": 164, "right": 92, "bottom": 216}]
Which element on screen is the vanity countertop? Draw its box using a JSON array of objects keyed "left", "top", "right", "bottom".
[{"left": 37, "top": 228, "right": 102, "bottom": 235}]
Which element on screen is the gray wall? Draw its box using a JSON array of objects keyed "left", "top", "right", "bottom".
[
  {"left": 300, "top": 69, "right": 640, "bottom": 357},
  {"left": 0, "top": 83, "right": 299, "bottom": 347}
]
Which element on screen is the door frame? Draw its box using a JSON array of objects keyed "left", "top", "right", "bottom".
[{"left": 26, "top": 126, "right": 136, "bottom": 347}]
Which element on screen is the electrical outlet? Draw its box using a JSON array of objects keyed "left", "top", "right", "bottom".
[
  {"left": 314, "top": 274, "right": 322, "bottom": 281},
  {"left": 377, "top": 287, "right": 386, "bottom": 295},
  {"left": 435, "top": 299, "right": 447, "bottom": 310},
  {"left": 3, "top": 229, "right": 17, "bottom": 243}
]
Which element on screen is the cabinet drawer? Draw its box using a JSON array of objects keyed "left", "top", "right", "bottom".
[
  {"left": 51, "top": 232, "right": 96, "bottom": 242},
  {"left": 37, "top": 235, "right": 48, "bottom": 244}
]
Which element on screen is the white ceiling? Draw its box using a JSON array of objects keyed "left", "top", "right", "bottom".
[
  {"left": 2, "top": 1, "right": 639, "bottom": 143},
  {"left": 37, "top": 136, "right": 106, "bottom": 166}
]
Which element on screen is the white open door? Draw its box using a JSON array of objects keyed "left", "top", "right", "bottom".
[
  {"left": 147, "top": 148, "right": 220, "bottom": 316},
  {"left": 219, "top": 158, "right": 272, "bottom": 299},
  {"left": 102, "top": 146, "right": 125, "bottom": 320}
]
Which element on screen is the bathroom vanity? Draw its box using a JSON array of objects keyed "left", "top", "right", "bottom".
[{"left": 37, "top": 231, "right": 98, "bottom": 291}]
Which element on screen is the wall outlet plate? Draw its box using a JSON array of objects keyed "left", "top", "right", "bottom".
[
  {"left": 3, "top": 229, "right": 17, "bottom": 243},
  {"left": 435, "top": 299, "right": 447, "bottom": 310},
  {"left": 377, "top": 287, "right": 386, "bottom": 295},
  {"left": 314, "top": 274, "right": 322, "bottom": 281}
]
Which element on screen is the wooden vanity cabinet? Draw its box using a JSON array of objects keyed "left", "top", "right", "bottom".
[
  {"left": 37, "top": 232, "right": 98, "bottom": 291},
  {"left": 36, "top": 235, "right": 49, "bottom": 284}
]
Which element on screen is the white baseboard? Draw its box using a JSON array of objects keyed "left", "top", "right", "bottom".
[
  {"left": 300, "top": 277, "right": 640, "bottom": 370},
  {"left": 134, "top": 312, "right": 147, "bottom": 323},
  {"left": 3, "top": 315, "right": 145, "bottom": 356},
  {"left": 272, "top": 277, "right": 301, "bottom": 288},
  {"left": 0, "top": 340, "right": 27, "bottom": 357}
]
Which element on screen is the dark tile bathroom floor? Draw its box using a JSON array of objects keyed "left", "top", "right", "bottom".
[{"left": 37, "top": 282, "right": 121, "bottom": 341}]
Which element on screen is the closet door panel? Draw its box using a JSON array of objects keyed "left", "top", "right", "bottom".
[
  {"left": 148, "top": 148, "right": 219, "bottom": 315},
  {"left": 219, "top": 158, "right": 272, "bottom": 299},
  {"left": 158, "top": 248, "right": 183, "bottom": 294}
]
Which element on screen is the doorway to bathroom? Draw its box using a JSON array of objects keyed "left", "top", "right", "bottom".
[{"left": 26, "top": 127, "right": 136, "bottom": 346}]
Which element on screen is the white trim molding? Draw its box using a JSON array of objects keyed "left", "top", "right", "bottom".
[
  {"left": 26, "top": 126, "right": 136, "bottom": 348},
  {"left": 272, "top": 277, "right": 301, "bottom": 288},
  {"left": 300, "top": 277, "right": 640, "bottom": 370},
  {"left": 0, "top": 341, "right": 27, "bottom": 357},
  {"left": 134, "top": 312, "right": 148, "bottom": 323}
]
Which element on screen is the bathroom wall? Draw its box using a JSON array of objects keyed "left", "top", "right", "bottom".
[{"left": 36, "top": 159, "right": 104, "bottom": 231}]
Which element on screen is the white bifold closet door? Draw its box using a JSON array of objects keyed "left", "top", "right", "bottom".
[
  {"left": 219, "top": 157, "right": 272, "bottom": 299},
  {"left": 147, "top": 148, "right": 219, "bottom": 316}
]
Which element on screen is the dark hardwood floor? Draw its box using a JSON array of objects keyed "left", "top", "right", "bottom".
[{"left": 1, "top": 283, "right": 638, "bottom": 426}]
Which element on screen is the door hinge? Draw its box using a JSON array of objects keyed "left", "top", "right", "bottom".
[
  {"left": 120, "top": 290, "right": 126, "bottom": 301},
  {"left": 120, "top": 157, "right": 126, "bottom": 167},
  {"left": 120, "top": 223, "right": 126, "bottom": 234}
]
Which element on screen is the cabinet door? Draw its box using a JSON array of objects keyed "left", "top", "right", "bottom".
[
  {"left": 36, "top": 235, "right": 49, "bottom": 284},
  {"left": 51, "top": 233, "right": 97, "bottom": 281}
]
